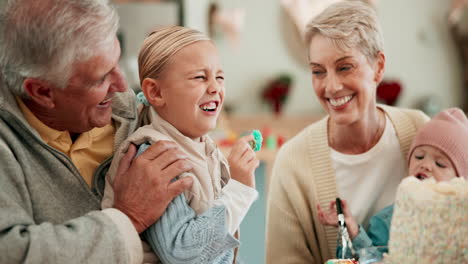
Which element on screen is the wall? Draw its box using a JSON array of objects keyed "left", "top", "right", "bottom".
[
  {"left": 116, "top": 2, "right": 180, "bottom": 90},
  {"left": 208, "top": 0, "right": 464, "bottom": 115},
  {"left": 378, "top": 0, "right": 463, "bottom": 110},
  {"left": 211, "top": 0, "right": 321, "bottom": 115},
  {"left": 115, "top": 1, "right": 464, "bottom": 114},
  {"left": 183, "top": 0, "right": 210, "bottom": 34}
]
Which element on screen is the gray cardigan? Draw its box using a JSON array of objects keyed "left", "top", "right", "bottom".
[{"left": 0, "top": 86, "right": 139, "bottom": 263}]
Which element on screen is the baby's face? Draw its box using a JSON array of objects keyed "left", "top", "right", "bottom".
[
  {"left": 155, "top": 40, "right": 225, "bottom": 139},
  {"left": 408, "top": 145, "right": 457, "bottom": 182}
]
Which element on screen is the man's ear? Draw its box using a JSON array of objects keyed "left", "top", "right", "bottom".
[
  {"left": 141, "top": 78, "right": 164, "bottom": 107},
  {"left": 23, "top": 78, "right": 56, "bottom": 109},
  {"left": 374, "top": 51, "right": 386, "bottom": 84}
]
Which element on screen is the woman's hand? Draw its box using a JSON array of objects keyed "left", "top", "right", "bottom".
[
  {"left": 317, "top": 199, "right": 359, "bottom": 239},
  {"left": 227, "top": 134, "right": 260, "bottom": 188}
]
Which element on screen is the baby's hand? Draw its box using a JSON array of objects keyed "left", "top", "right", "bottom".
[
  {"left": 317, "top": 201, "right": 339, "bottom": 227},
  {"left": 228, "top": 134, "right": 260, "bottom": 188},
  {"left": 317, "top": 200, "right": 359, "bottom": 239}
]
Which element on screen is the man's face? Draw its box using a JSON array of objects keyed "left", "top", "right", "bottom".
[{"left": 52, "top": 38, "right": 127, "bottom": 133}]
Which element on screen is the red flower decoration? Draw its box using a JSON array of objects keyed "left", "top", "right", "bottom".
[
  {"left": 262, "top": 74, "right": 292, "bottom": 115},
  {"left": 376, "top": 80, "right": 402, "bottom": 106}
]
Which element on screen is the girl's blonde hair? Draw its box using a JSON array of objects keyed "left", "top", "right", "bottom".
[
  {"left": 304, "top": 0, "right": 384, "bottom": 61},
  {"left": 138, "top": 26, "right": 210, "bottom": 84},
  {"left": 137, "top": 26, "right": 210, "bottom": 125}
]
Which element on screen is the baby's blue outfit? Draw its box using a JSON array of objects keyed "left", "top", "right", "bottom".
[
  {"left": 337, "top": 204, "right": 394, "bottom": 258},
  {"left": 136, "top": 143, "right": 238, "bottom": 264}
]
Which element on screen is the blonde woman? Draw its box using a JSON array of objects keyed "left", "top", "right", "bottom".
[
  {"left": 266, "top": 1, "right": 429, "bottom": 263},
  {"left": 102, "top": 26, "right": 259, "bottom": 264}
]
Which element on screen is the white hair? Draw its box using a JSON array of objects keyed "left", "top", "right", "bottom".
[
  {"left": 305, "top": 0, "right": 384, "bottom": 62},
  {"left": 0, "top": 0, "right": 119, "bottom": 97}
]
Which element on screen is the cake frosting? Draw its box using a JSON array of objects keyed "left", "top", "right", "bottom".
[{"left": 385, "top": 176, "right": 468, "bottom": 263}]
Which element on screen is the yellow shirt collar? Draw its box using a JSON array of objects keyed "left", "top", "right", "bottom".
[
  {"left": 16, "top": 97, "right": 70, "bottom": 145},
  {"left": 15, "top": 97, "right": 115, "bottom": 186}
]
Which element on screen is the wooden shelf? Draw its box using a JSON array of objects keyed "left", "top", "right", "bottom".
[
  {"left": 223, "top": 114, "right": 321, "bottom": 140},
  {"left": 218, "top": 114, "right": 323, "bottom": 188}
]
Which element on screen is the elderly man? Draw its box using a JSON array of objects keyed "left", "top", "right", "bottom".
[{"left": 0, "top": 0, "right": 195, "bottom": 263}]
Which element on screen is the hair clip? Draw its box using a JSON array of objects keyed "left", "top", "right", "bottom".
[{"left": 136, "top": 92, "right": 150, "bottom": 106}]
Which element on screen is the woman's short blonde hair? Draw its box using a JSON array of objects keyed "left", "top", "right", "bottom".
[
  {"left": 138, "top": 26, "right": 210, "bottom": 84},
  {"left": 305, "top": 0, "right": 384, "bottom": 61}
]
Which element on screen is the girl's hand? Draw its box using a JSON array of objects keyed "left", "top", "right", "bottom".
[
  {"left": 228, "top": 134, "right": 260, "bottom": 188},
  {"left": 317, "top": 199, "right": 359, "bottom": 239}
]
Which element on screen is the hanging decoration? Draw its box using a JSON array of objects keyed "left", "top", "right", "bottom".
[
  {"left": 281, "top": 0, "right": 343, "bottom": 37},
  {"left": 448, "top": 0, "right": 468, "bottom": 24},
  {"left": 281, "top": 0, "right": 378, "bottom": 38},
  {"left": 208, "top": 2, "right": 245, "bottom": 49}
]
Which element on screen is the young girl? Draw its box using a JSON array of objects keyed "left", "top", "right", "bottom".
[
  {"left": 317, "top": 107, "right": 468, "bottom": 259},
  {"left": 102, "top": 26, "right": 259, "bottom": 264}
]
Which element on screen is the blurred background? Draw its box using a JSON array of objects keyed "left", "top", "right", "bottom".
[{"left": 112, "top": 0, "right": 468, "bottom": 263}]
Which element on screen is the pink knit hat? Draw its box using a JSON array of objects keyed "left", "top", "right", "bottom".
[{"left": 408, "top": 108, "right": 468, "bottom": 179}]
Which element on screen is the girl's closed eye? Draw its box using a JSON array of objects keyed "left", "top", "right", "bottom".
[
  {"left": 194, "top": 75, "right": 206, "bottom": 80},
  {"left": 435, "top": 161, "right": 446, "bottom": 168},
  {"left": 415, "top": 154, "right": 424, "bottom": 160}
]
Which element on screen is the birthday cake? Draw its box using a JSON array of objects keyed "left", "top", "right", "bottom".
[{"left": 385, "top": 176, "right": 468, "bottom": 263}]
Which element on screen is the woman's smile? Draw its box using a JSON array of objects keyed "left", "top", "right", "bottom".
[{"left": 328, "top": 95, "right": 354, "bottom": 110}]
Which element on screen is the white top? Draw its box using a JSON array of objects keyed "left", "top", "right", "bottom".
[
  {"left": 330, "top": 114, "right": 406, "bottom": 227},
  {"left": 213, "top": 179, "right": 258, "bottom": 234}
]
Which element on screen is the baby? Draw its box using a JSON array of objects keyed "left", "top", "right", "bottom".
[
  {"left": 318, "top": 108, "right": 468, "bottom": 259},
  {"left": 102, "top": 26, "right": 259, "bottom": 264}
]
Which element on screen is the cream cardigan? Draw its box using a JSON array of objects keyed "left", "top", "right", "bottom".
[{"left": 265, "top": 105, "right": 429, "bottom": 263}]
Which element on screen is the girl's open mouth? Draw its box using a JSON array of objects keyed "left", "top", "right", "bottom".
[{"left": 199, "top": 101, "right": 219, "bottom": 112}]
